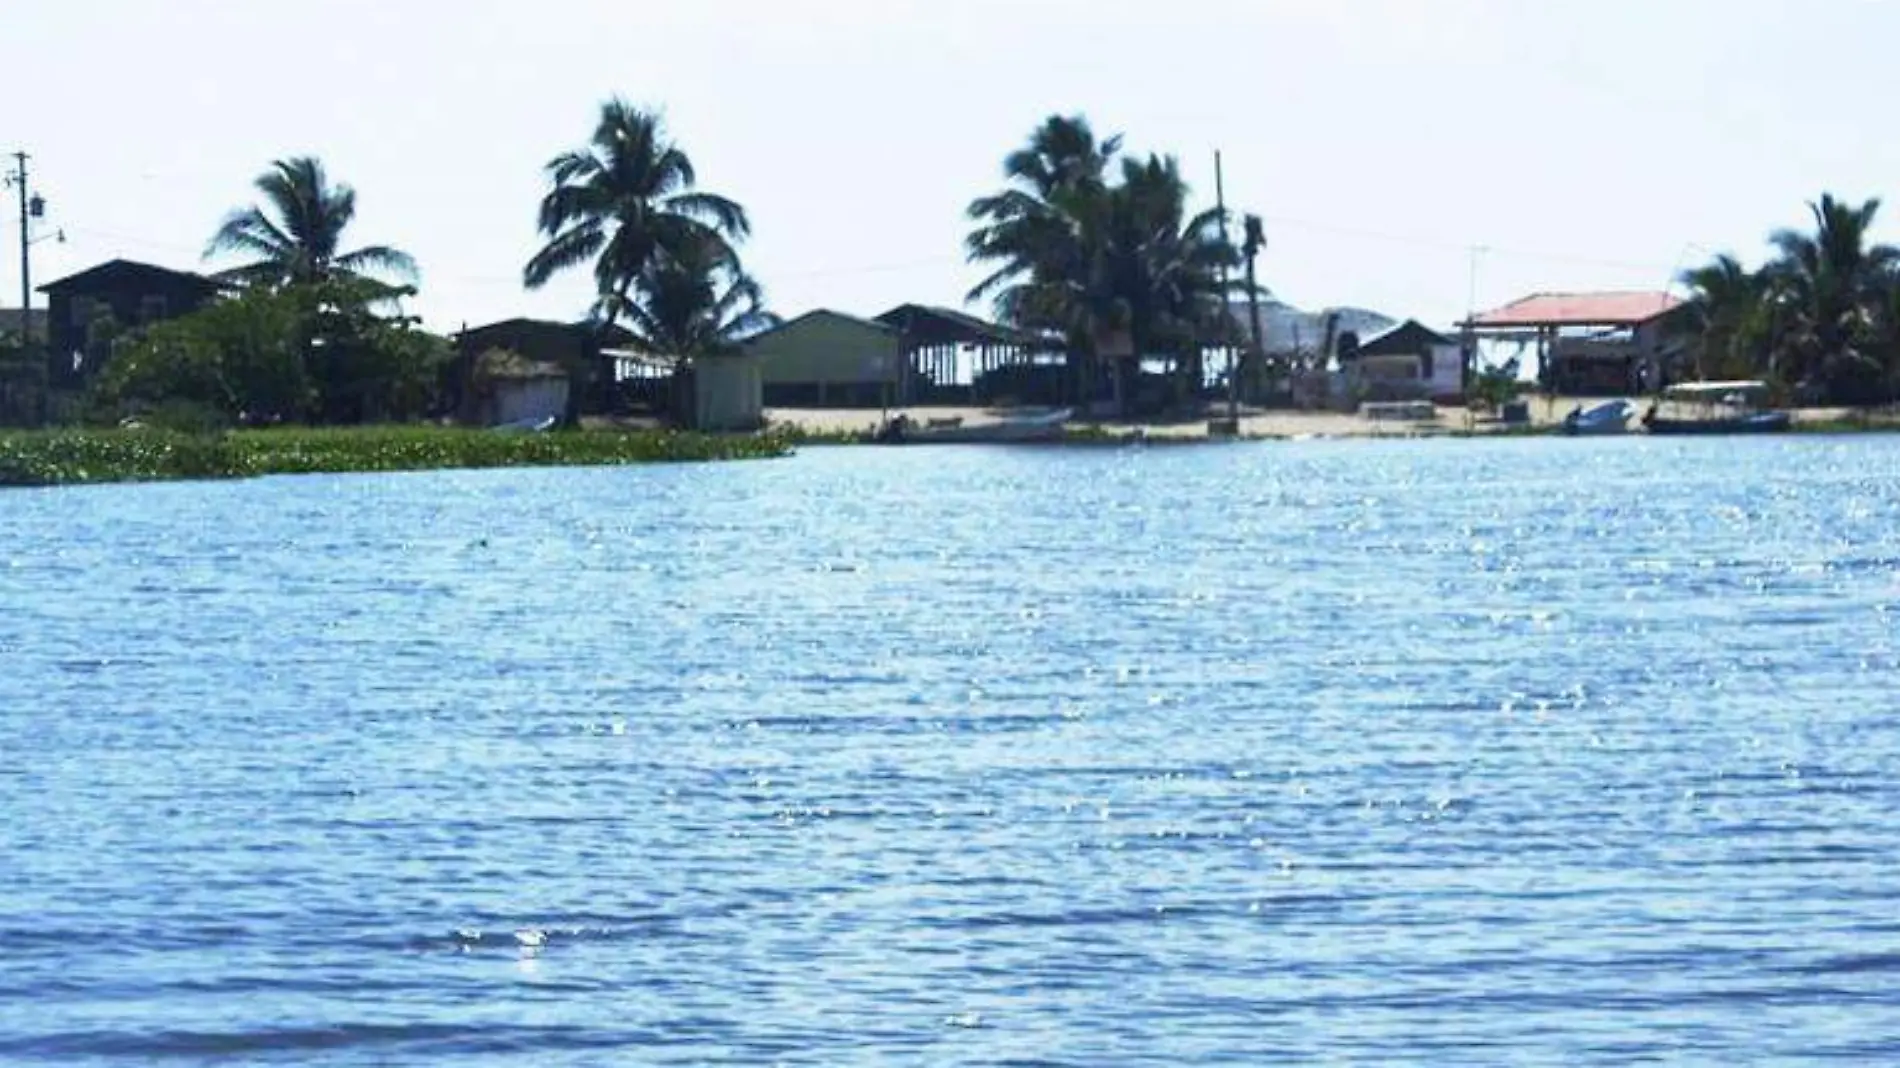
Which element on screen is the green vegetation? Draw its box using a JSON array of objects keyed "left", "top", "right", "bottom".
[
  {"left": 1677, "top": 194, "right": 1900, "bottom": 404},
  {"left": 90, "top": 278, "right": 448, "bottom": 427},
  {"left": 205, "top": 157, "right": 419, "bottom": 294},
  {"left": 0, "top": 426, "right": 793, "bottom": 488},
  {"left": 524, "top": 99, "right": 767, "bottom": 424},
  {"left": 965, "top": 115, "right": 1249, "bottom": 413},
  {"left": 1465, "top": 355, "right": 1526, "bottom": 415},
  {"left": 71, "top": 157, "right": 446, "bottom": 430}
]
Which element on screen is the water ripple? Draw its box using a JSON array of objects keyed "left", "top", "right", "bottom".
[{"left": 2, "top": 439, "right": 1898, "bottom": 1064}]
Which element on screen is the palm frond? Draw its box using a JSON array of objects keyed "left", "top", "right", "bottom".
[
  {"left": 666, "top": 192, "right": 750, "bottom": 238},
  {"left": 523, "top": 224, "right": 606, "bottom": 288},
  {"left": 204, "top": 206, "right": 294, "bottom": 264},
  {"left": 335, "top": 244, "right": 420, "bottom": 283}
]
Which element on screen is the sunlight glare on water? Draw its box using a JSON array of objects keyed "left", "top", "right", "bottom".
[{"left": 1, "top": 437, "right": 1898, "bottom": 1064}]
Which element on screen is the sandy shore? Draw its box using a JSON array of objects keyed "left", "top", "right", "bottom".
[{"left": 762, "top": 398, "right": 1889, "bottom": 440}]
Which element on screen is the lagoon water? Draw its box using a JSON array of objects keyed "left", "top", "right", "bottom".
[{"left": 2, "top": 438, "right": 1899, "bottom": 1064}]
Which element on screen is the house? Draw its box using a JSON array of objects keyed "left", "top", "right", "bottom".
[
  {"left": 743, "top": 310, "right": 904, "bottom": 407},
  {"left": 463, "top": 348, "right": 570, "bottom": 427},
  {"left": 1463, "top": 291, "right": 1690, "bottom": 395},
  {"left": 447, "top": 318, "right": 633, "bottom": 419},
  {"left": 1342, "top": 320, "right": 1466, "bottom": 403},
  {"left": 37, "top": 259, "right": 224, "bottom": 389}
]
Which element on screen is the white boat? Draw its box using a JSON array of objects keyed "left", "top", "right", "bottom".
[
  {"left": 1562, "top": 400, "right": 1634, "bottom": 436},
  {"left": 877, "top": 408, "right": 1074, "bottom": 444}
]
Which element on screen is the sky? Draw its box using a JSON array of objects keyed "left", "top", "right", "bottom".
[{"left": 8, "top": 0, "right": 1900, "bottom": 335}]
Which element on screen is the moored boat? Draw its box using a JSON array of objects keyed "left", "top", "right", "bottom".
[
  {"left": 1643, "top": 411, "right": 1793, "bottom": 435},
  {"left": 876, "top": 408, "right": 1074, "bottom": 444},
  {"left": 1641, "top": 381, "right": 1792, "bottom": 436}
]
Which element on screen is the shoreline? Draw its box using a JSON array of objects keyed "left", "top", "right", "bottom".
[
  {"left": 768, "top": 399, "right": 1900, "bottom": 445},
  {"left": 9, "top": 404, "right": 1898, "bottom": 487}
]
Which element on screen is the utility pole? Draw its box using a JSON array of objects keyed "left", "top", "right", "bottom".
[
  {"left": 1243, "top": 214, "right": 1266, "bottom": 411},
  {"left": 11, "top": 152, "right": 29, "bottom": 344},
  {"left": 1464, "top": 244, "right": 1486, "bottom": 400},
  {"left": 6, "top": 153, "right": 59, "bottom": 350},
  {"left": 1214, "top": 151, "right": 1238, "bottom": 433}
]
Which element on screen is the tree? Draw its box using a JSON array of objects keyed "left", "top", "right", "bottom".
[
  {"left": 966, "top": 115, "right": 1240, "bottom": 414},
  {"left": 1677, "top": 253, "right": 1773, "bottom": 381},
  {"left": 205, "top": 157, "right": 418, "bottom": 295},
  {"left": 966, "top": 115, "right": 1122, "bottom": 405},
  {"left": 524, "top": 99, "right": 751, "bottom": 422},
  {"left": 1868, "top": 267, "right": 1900, "bottom": 405},
  {"left": 92, "top": 279, "right": 446, "bottom": 426},
  {"left": 1764, "top": 193, "right": 1900, "bottom": 400},
  {"left": 1098, "top": 153, "right": 1239, "bottom": 400},
  {"left": 615, "top": 236, "right": 779, "bottom": 361},
  {"left": 93, "top": 286, "right": 311, "bottom": 424},
  {"left": 610, "top": 237, "right": 780, "bottom": 427}
]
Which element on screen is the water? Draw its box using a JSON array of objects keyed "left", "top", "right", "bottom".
[{"left": 2, "top": 438, "right": 1898, "bottom": 1065}]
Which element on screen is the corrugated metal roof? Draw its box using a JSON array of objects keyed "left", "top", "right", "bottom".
[
  {"left": 1353, "top": 319, "right": 1458, "bottom": 357},
  {"left": 1466, "top": 291, "right": 1682, "bottom": 329}
]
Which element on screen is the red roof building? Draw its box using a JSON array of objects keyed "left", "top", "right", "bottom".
[
  {"left": 1462, "top": 291, "right": 1693, "bottom": 396},
  {"left": 1464, "top": 291, "right": 1683, "bottom": 330}
]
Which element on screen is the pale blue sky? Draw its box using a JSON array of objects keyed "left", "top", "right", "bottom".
[{"left": 10, "top": 0, "right": 1899, "bottom": 333}]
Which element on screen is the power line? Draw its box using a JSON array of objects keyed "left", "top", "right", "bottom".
[
  {"left": 54, "top": 214, "right": 1700, "bottom": 301},
  {"left": 1254, "top": 212, "right": 1686, "bottom": 274}
]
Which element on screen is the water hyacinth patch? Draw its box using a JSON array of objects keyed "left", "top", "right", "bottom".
[{"left": 0, "top": 426, "right": 794, "bottom": 487}]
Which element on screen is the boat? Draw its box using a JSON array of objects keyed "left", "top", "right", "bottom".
[
  {"left": 492, "top": 415, "right": 558, "bottom": 433},
  {"left": 875, "top": 408, "right": 1074, "bottom": 444},
  {"left": 1641, "top": 381, "right": 1793, "bottom": 436},
  {"left": 1644, "top": 410, "right": 1793, "bottom": 435},
  {"left": 1561, "top": 400, "right": 1634, "bottom": 436}
]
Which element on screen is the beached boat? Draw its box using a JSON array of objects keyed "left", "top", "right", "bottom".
[
  {"left": 875, "top": 408, "right": 1074, "bottom": 444},
  {"left": 1562, "top": 400, "right": 1634, "bottom": 436},
  {"left": 1641, "top": 381, "right": 1792, "bottom": 436}
]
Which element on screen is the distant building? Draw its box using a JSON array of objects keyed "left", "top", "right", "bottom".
[
  {"left": 744, "top": 310, "right": 904, "bottom": 408},
  {"left": 1463, "top": 291, "right": 1690, "bottom": 395},
  {"left": 448, "top": 318, "right": 634, "bottom": 419},
  {"left": 461, "top": 349, "right": 570, "bottom": 428},
  {"left": 874, "top": 304, "right": 1045, "bottom": 404},
  {"left": 598, "top": 344, "right": 766, "bottom": 430},
  {"left": 687, "top": 352, "right": 765, "bottom": 431},
  {"left": 1344, "top": 320, "right": 1466, "bottom": 402},
  {"left": 37, "top": 259, "right": 224, "bottom": 389}
]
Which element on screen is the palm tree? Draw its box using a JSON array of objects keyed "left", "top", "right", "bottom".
[
  {"left": 966, "top": 116, "right": 1239, "bottom": 413},
  {"left": 608, "top": 236, "right": 779, "bottom": 428},
  {"left": 1098, "top": 154, "right": 1240, "bottom": 394},
  {"left": 1677, "top": 253, "right": 1773, "bottom": 381},
  {"left": 617, "top": 236, "right": 779, "bottom": 361},
  {"left": 524, "top": 99, "right": 750, "bottom": 327},
  {"left": 1868, "top": 267, "right": 1900, "bottom": 405},
  {"left": 1765, "top": 193, "right": 1900, "bottom": 396},
  {"left": 966, "top": 116, "right": 1123, "bottom": 404},
  {"left": 205, "top": 157, "right": 417, "bottom": 292}
]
